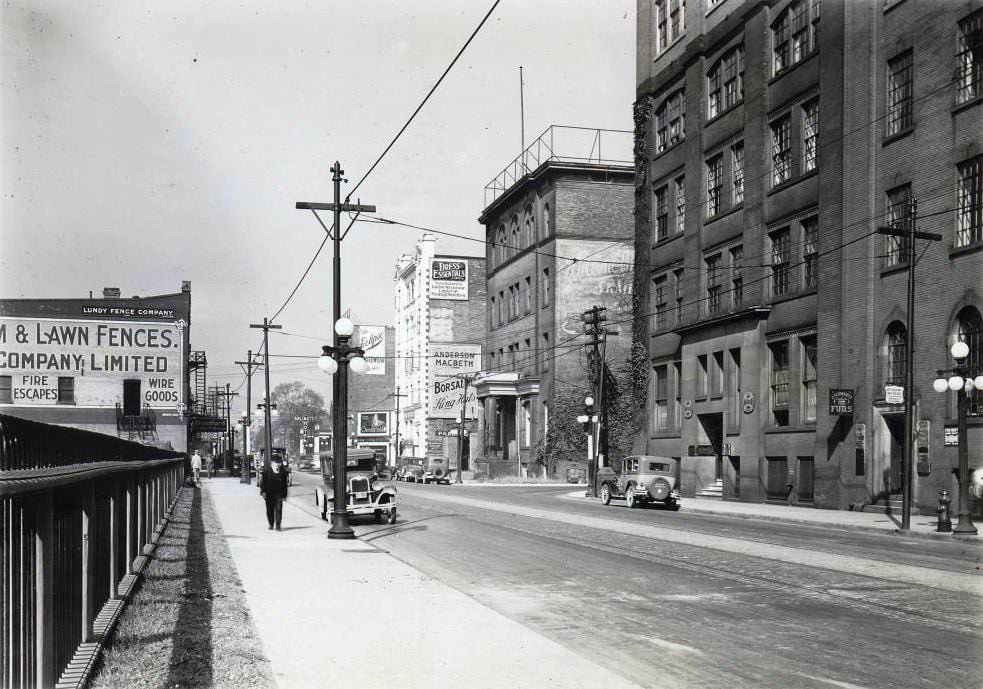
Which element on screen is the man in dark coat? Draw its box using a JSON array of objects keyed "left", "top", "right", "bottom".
[{"left": 259, "top": 455, "right": 289, "bottom": 530}]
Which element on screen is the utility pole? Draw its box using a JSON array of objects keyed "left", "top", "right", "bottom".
[
  {"left": 393, "top": 386, "right": 408, "bottom": 472},
  {"left": 250, "top": 319, "right": 282, "bottom": 474},
  {"left": 296, "top": 161, "right": 377, "bottom": 540},
  {"left": 583, "top": 305, "right": 607, "bottom": 496},
  {"left": 457, "top": 376, "right": 472, "bottom": 484},
  {"left": 235, "top": 350, "right": 263, "bottom": 484},
  {"left": 877, "top": 199, "right": 941, "bottom": 530},
  {"left": 214, "top": 384, "right": 239, "bottom": 473}
]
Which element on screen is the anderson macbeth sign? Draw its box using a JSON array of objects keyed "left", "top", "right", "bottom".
[{"left": 0, "top": 316, "right": 185, "bottom": 408}]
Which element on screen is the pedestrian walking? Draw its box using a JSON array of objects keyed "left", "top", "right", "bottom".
[
  {"left": 191, "top": 450, "right": 203, "bottom": 486},
  {"left": 259, "top": 454, "right": 289, "bottom": 530},
  {"left": 206, "top": 454, "right": 213, "bottom": 480}
]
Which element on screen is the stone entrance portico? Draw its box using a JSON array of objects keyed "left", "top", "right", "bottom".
[{"left": 474, "top": 371, "right": 541, "bottom": 478}]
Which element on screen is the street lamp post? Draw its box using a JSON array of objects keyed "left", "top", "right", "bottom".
[
  {"left": 932, "top": 341, "right": 981, "bottom": 535},
  {"left": 455, "top": 415, "right": 465, "bottom": 484},
  {"left": 318, "top": 317, "right": 367, "bottom": 539},
  {"left": 256, "top": 395, "right": 278, "bottom": 472},
  {"left": 577, "top": 395, "right": 597, "bottom": 497}
]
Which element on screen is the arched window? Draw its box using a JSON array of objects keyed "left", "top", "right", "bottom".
[
  {"left": 884, "top": 321, "right": 907, "bottom": 388},
  {"left": 496, "top": 225, "right": 507, "bottom": 267},
  {"left": 956, "top": 306, "right": 983, "bottom": 416},
  {"left": 523, "top": 207, "right": 534, "bottom": 249},
  {"left": 510, "top": 217, "right": 520, "bottom": 259},
  {"left": 542, "top": 203, "right": 551, "bottom": 240}
]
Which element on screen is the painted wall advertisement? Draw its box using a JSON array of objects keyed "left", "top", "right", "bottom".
[
  {"left": 428, "top": 343, "right": 481, "bottom": 419},
  {"left": 356, "top": 325, "right": 386, "bottom": 376},
  {"left": 357, "top": 411, "right": 389, "bottom": 436},
  {"left": 0, "top": 316, "right": 184, "bottom": 408},
  {"left": 430, "top": 259, "right": 468, "bottom": 301}
]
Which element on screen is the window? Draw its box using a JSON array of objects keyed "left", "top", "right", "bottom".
[
  {"left": 524, "top": 276, "right": 532, "bottom": 314},
  {"left": 708, "top": 45, "right": 745, "bottom": 119},
  {"left": 654, "top": 0, "right": 686, "bottom": 54},
  {"left": 541, "top": 268, "right": 550, "bottom": 306},
  {"left": 771, "top": 115, "right": 791, "bottom": 186},
  {"left": 770, "top": 227, "right": 791, "bottom": 297},
  {"left": 957, "top": 9, "right": 983, "bottom": 104},
  {"left": 705, "top": 253, "right": 722, "bottom": 314},
  {"left": 123, "top": 379, "right": 141, "bottom": 416},
  {"left": 654, "top": 275, "right": 669, "bottom": 330},
  {"left": 956, "top": 307, "right": 983, "bottom": 416},
  {"left": 673, "top": 361, "right": 683, "bottom": 429},
  {"left": 58, "top": 377, "right": 75, "bottom": 405},
  {"left": 885, "top": 322, "right": 907, "bottom": 387},
  {"left": 490, "top": 296, "right": 496, "bottom": 330},
  {"left": 887, "top": 51, "right": 913, "bottom": 136},
  {"left": 885, "top": 184, "right": 912, "bottom": 266},
  {"left": 697, "top": 354, "right": 709, "bottom": 397},
  {"left": 498, "top": 291, "right": 505, "bottom": 325},
  {"left": 732, "top": 142, "right": 744, "bottom": 205},
  {"left": 675, "top": 176, "right": 686, "bottom": 233},
  {"left": 511, "top": 284, "right": 520, "bottom": 320},
  {"left": 524, "top": 210, "right": 534, "bottom": 248},
  {"left": 496, "top": 227, "right": 506, "bottom": 266},
  {"left": 655, "top": 185, "right": 669, "bottom": 240},
  {"left": 488, "top": 351, "right": 496, "bottom": 370},
  {"left": 542, "top": 332, "right": 550, "bottom": 371},
  {"left": 674, "top": 269, "right": 685, "bottom": 322},
  {"left": 706, "top": 155, "right": 723, "bottom": 217},
  {"left": 730, "top": 245, "right": 744, "bottom": 307},
  {"left": 773, "top": 0, "right": 820, "bottom": 76},
  {"left": 770, "top": 341, "right": 790, "bottom": 425},
  {"left": 522, "top": 400, "right": 532, "bottom": 447},
  {"left": 802, "top": 100, "right": 818, "bottom": 172},
  {"left": 655, "top": 91, "right": 686, "bottom": 154},
  {"left": 803, "top": 218, "right": 818, "bottom": 288},
  {"left": 0, "top": 375, "right": 11, "bottom": 404},
  {"left": 654, "top": 365, "right": 670, "bottom": 431},
  {"left": 728, "top": 348, "right": 742, "bottom": 424},
  {"left": 712, "top": 351, "right": 725, "bottom": 397},
  {"left": 542, "top": 204, "right": 551, "bottom": 239},
  {"left": 801, "top": 336, "right": 817, "bottom": 423},
  {"left": 957, "top": 156, "right": 983, "bottom": 248}
]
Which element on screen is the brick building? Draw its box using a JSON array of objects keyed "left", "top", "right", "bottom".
[
  {"left": 633, "top": 0, "right": 983, "bottom": 513},
  {"left": 394, "top": 234, "right": 486, "bottom": 468},
  {"left": 474, "top": 125, "right": 635, "bottom": 478},
  {"left": 0, "top": 285, "right": 193, "bottom": 452},
  {"left": 347, "top": 324, "right": 397, "bottom": 464}
]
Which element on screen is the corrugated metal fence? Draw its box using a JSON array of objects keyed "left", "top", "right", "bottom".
[{"left": 0, "top": 414, "right": 185, "bottom": 689}]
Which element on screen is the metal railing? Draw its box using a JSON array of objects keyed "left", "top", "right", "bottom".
[
  {"left": 484, "top": 125, "right": 633, "bottom": 207},
  {"left": 0, "top": 414, "right": 184, "bottom": 689}
]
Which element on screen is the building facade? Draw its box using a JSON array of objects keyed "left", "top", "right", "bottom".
[
  {"left": 348, "top": 324, "right": 397, "bottom": 464},
  {"left": 475, "top": 126, "right": 635, "bottom": 477},
  {"left": 393, "top": 235, "right": 486, "bottom": 467},
  {"left": 634, "top": 0, "right": 983, "bottom": 512},
  {"left": 0, "top": 285, "right": 193, "bottom": 451}
]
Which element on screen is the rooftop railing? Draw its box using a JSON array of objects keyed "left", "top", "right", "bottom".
[{"left": 484, "top": 125, "right": 633, "bottom": 207}]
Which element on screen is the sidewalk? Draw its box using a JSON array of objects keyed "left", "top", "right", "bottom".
[{"left": 204, "top": 478, "right": 644, "bottom": 689}]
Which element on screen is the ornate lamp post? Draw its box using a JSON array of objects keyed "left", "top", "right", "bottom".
[
  {"left": 238, "top": 411, "right": 250, "bottom": 483},
  {"left": 932, "top": 341, "right": 981, "bottom": 534},
  {"left": 577, "top": 395, "right": 598, "bottom": 497},
  {"left": 317, "top": 317, "right": 367, "bottom": 539},
  {"left": 256, "top": 396, "right": 278, "bottom": 472}
]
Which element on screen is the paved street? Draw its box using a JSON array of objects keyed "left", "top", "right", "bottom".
[{"left": 287, "top": 472, "right": 981, "bottom": 689}]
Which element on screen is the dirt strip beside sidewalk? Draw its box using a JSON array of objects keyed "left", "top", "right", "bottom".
[{"left": 91, "top": 486, "right": 274, "bottom": 689}]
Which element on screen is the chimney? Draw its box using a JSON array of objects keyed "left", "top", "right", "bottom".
[{"left": 181, "top": 280, "right": 192, "bottom": 293}]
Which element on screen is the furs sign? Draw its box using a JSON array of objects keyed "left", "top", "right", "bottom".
[{"left": 430, "top": 259, "right": 468, "bottom": 301}]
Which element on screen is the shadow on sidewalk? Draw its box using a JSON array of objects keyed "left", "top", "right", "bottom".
[{"left": 165, "top": 487, "right": 214, "bottom": 687}]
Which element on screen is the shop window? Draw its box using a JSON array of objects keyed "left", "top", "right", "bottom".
[
  {"left": 58, "top": 377, "right": 75, "bottom": 405},
  {"left": 0, "top": 375, "right": 11, "bottom": 404}
]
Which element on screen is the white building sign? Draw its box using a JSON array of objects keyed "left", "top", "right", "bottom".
[
  {"left": 430, "top": 259, "right": 468, "bottom": 301},
  {"left": 0, "top": 316, "right": 184, "bottom": 408},
  {"left": 428, "top": 344, "right": 481, "bottom": 419},
  {"left": 357, "top": 325, "right": 386, "bottom": 376}
]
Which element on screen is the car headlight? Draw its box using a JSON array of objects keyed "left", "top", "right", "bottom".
[{"left": 636, "top": 482, "right": 647, "bottom": 490}]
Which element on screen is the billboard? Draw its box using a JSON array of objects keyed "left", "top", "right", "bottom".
[
  {"left": 0, "top": 316, "right": 185, "bottom": 409},
  {"left": 428, "top": 344, "right": 481, "bottom": 419},
  {"left": 357, "top": 411, "right": 389, "bottom": 436},
  {"left": 430, "top": 259, "right": 468, "bottom": 301},
  {"left": 356, "top": 325, "right": 386, "bottom": 376}
]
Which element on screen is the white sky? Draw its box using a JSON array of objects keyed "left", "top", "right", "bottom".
[{"left": 2, "top": 0, "right": 635, "bottom": 405}]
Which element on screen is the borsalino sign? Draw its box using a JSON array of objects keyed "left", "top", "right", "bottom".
[{"left": 0, "top": 316, "right": 184, "bottom": 408}]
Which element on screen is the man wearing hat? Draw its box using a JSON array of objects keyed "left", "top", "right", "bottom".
[{"left": 259, "top": 454, "right": 290, "bottom": 530}]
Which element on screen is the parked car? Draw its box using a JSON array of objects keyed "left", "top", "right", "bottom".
[
  {"left": 314, "top": 449, "right": 397, "bottom": 524},
  {"left": 565, "top": 465, "right": 587, "bottom": 484},
  {"left": 395, "top": 458, "right": 425, "bottom": 483},
  {"left": 597, "top": 456, "right": 680, "bottom": 510},
  {"left": 423, "top": 458, "right": 452, "bottom": 484}
]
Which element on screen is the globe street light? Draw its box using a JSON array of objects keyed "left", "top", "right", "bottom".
[
  {"left": 932, "top": 341, "right": 979, "bottom": 535},
  {"left": 579, "top": 396, "right": 598, "bottom": 497},
  {"left": 318, "top": 317, "right": 367, "bottom": 539}
]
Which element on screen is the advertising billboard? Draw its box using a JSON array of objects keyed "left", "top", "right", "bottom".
[
  {"left": 428, "top": 344, "right": 481, "bottom": 419},
  {"left": 357, "top": 411, "right": 389, "bottom": 436},
  {"left": 430, "top": 259, "right": 468, "bottom": 301},
  {"left": 0, "top": 316, "right": 185, "bottom": 409},
  {"left": 356, "top": 325, "right": 386, "bottom": 376}
]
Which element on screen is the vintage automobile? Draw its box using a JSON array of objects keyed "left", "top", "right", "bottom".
[
  {"left": 565, "top": 465, "right": 587, "bottom": 484},
  {"left": 423, "top": 458, "right": 453, "bottom": 485},
  {"left": 314, "top": 448, "right": 397, "bottom": 524},
  {"left": 597, "top": 456, "right": 681, "bottom": 510},
  {"left": 395, "top": 458, "right": 426, "bottom": 482}
]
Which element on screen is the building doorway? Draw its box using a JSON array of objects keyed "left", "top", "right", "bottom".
[
  {"left": 883, "top": 414, "right": 905, "bottom": 495},
  {"left": 122, "top": 379, "right": 141, "bottom": 416},
  {"left": 697, "top": 412, "right": 724, "bottom": 480}
]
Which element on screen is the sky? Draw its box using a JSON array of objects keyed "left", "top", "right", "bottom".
[{"left": 2, "top": 0, "right": 635, "bottom": 407}]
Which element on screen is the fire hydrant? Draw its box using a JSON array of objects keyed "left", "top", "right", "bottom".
[{"left": 937, "top": 490, "right": 952, "bottom": 533}]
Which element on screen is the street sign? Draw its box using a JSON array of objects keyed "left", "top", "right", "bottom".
[
  {"left": 828, "top": 388, "right": 854, "bottom": 415},
  {"left": 944, "top": 425, "right": 958, "bottom": 446},
  {"left": 884, "top": 385, "right": 904, "bottom": 404}
]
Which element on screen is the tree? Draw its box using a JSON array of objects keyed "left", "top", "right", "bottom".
[
  {"left": 535, "top": 386, "right": 588, "bottom": 477},
  {"left": 267, "top": 382, "right": 328, "bottom": 455}
]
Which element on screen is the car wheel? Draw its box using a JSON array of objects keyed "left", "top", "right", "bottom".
[
  {"left": 374, "top": 509, "right": 382, "bottom": 523},
  {"left": 670, "top": 499, "right": 681, "bottom": 511},
  {"left": 388, "top": 507, "right": 397, "bottom": 524},
  {"left": 625, "top": 485, "right": 636, "bottom": 508},
  {"left": 600, "top": 483, "right": 612, "bottom": 505}
]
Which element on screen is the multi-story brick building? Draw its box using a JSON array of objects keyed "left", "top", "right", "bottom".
[
  {"left": 394, "top": 234, "right": 486, "bottom": 468},
  {"left": 474, "top": 125, "right": 635, "bottom": 477},
  {"left": 633, "top": 0, "right": 983, "bottom": 514},
  {"left": 347, "top": 324, "right": 397, "bottom": 464}
]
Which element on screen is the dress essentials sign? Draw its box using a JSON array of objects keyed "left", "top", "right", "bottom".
[
  {"left": 0, "top": 316, "right": 184, "bottom": 408},
  {"left": 428, "top": 344, "right": 481, "bottom": 419},
  {"left": 430, "top": 259, "right": 468, "bottom": 300}
]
